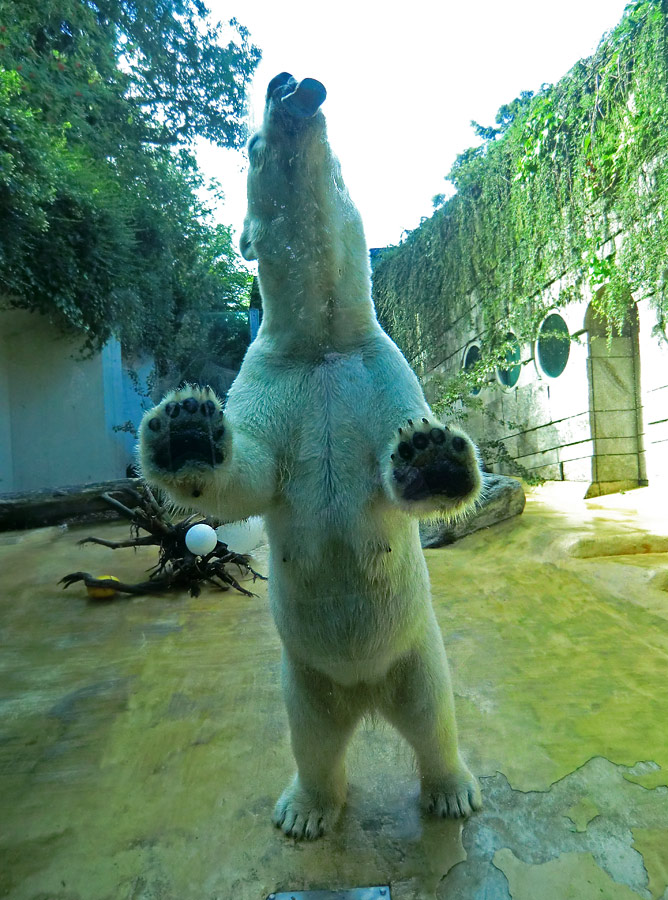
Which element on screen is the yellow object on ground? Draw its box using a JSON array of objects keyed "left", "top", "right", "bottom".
[{"left": 85, "top": 575, "right": 119, "bottom": 600}]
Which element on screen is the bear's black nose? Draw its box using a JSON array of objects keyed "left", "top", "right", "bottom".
[{"left": 281, "top": 78, "right": 327, "bottom": 118}]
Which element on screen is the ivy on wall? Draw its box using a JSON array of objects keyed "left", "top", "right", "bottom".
[{"left": 372, "top": 0, "right": 668, "bottom": 380}]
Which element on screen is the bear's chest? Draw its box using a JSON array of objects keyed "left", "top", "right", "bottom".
[{"left": 281, "top": 352, "right": 383, "bottom": 517}]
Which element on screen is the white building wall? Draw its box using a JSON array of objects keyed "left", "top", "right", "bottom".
[
  {"left": 0, "top": 309, "right": 146, "bottom": 493},
  {"left": 0, "top": 336, "right": 12, "bottom": 492},
  {"left": 119, "top": 355, "right": 154, "bottom": 468},
  {"left": 432, "top": 283, "right": 664, "bottom": 496},
  {"left": 637, "top": 298, "right": 668, "bottom": 487},
  {"left": 450, "top": 298, "right": 598, "bottom": 486}
]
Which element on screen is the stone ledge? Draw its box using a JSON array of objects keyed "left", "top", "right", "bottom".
[{"left": 0, "top": 479, "right": 140, "bottom": 531}]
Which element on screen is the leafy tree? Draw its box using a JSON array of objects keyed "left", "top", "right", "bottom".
[
  {"left": 1, "top": 0, "right": 260, "bottom": 149},
  {"left": 0, "top": 0, "right": 259, "bottom": 361}
]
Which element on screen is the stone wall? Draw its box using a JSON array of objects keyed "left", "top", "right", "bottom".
[
  {"left": 373, "top": 256, "right": 668, "bottom": 494},
  {"left": 371, "top": 0, "right": 668, "bottom": 497}
]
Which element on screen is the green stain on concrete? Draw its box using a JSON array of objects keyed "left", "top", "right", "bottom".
[
  {"left": 494, "top": 848, "right": 643, "bottom": 900},
  {"left": 565, "top": 797, "right": 600, "bottom": 833},
  {"left": 1, "top": 485, "right": 668, "bottom": 898},
  {"left": 632, "top": 828, "right": 668, "bottom": 900},
  {"left": 623, "top": 768, "right": 668, "bottom": 790},
  {"left": 427, "top": 487, "right": 668, "bottom": 794}
]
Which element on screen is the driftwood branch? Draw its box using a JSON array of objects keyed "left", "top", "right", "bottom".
[
  {"left": 61, "top": 483, "right": 265, "bottom": 599},
  {"left": 78, "top": 534, "right": 161, "bottom": 550}
]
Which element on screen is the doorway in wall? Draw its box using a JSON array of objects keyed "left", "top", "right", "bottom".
[{"left": 584, "top": 300, "right": 646, "bottom": 497}]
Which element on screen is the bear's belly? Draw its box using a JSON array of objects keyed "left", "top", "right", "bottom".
[{"left": 267, "top": 523, "right": 431, "bottom": 686}]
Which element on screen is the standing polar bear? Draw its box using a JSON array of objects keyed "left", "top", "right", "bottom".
[{"left": 139, "top": 73, "right": 483, "bottom": 840}]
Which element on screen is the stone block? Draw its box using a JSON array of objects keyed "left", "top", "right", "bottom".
[
  {"left": 420, "top": 474, "right": 526, "bottom": 547},
  {"left": 559, "top": 440, "right": 595, "bottom": 463},
  {"left": 590, "top": 357, "right": 637, "bottom": 411},
  {"left": 533, "top": 463, "right": 565, "bottom": 481},
  {"left": 509, "top": 381, "right": 551, "bottom": 429},
  {"left": 647, "top": 419, "right": 668, "bottom": 443},
  {"left": 548, "top": 393, "right": 589, "bottom": 428},
  {"left": 514, "top": 447, "right": 560, "bottom": 471},
  {"left": 637, "top": 309, "right": 668, "bottom": 391},
  {"left": 584, "top": 479, "right": 641, "bottom": 498},
  {"left": 588, "top": 335, "right": 634, "bottom": 358},
  {"left": 527, "top": 416, "right": 591, "bottom": 456},
  {"left": 561, "top": 457, "right": 592, "bottom": 482},
  {"left": 593, "top": 454, "right": 641, "bottom": 483},
  {"left": 513, "top": 428, "right": 541, "bottom": 458},
  {"left": 645, "top": 439, "right": 667, "bottom": 483},
  {"left": 644, "top": 385, "right": 668, "bottom": 424},
  {"left": 554, "top": 412, "right": 591, "bottom": 445},
  {"left": 592, "top": 436, "right": 640, "bottom": 456},
  {"left": 592, "top": 409, "right": 638, "bottom": 440}
]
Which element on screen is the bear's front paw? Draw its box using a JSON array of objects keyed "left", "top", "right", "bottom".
[
  {"left": 387, "top": 417, "right": 481, "bottom": 516},
  {"left": 138, "top": 385, "right": 225, "bottom": 496}
]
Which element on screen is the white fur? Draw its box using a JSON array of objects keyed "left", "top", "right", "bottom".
[{"left": 138, "top": 80, "right": 483, "bottom": 840}]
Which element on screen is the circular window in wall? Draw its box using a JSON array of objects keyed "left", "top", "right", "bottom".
[
  {"left": 463, "top": 343, "right": 482, "bottom": 395},
  {"left": 536, "top": 313, "right": 570, "bottom": 378},
  {"left": 496, "top": 332, "right": 522, "bottom": 389}
]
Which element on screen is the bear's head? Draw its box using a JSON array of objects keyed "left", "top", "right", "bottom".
[
  {"left": 240, "top": 73, "right": 329, "bottom": 263},
  {"left": 240, "top": 74, "right": 375, "bottom": 352}
]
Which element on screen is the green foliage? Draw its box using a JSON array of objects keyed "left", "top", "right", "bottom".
[
  {"left": 0, "top": 0, "right": 260, "bottom": 150},
  {"left": 373, "top": 0, "right": 668, "bottom": 382},
  {"left": 0, "top": 0, "right": 259, "bottom": 360}
]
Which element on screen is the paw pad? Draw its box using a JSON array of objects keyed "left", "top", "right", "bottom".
[
  {"left": 390, "top": 419, "right": 478, "bottom": 503},
  {"left": 140, "top": 386, "right": 225, "bottom": 475},
  {"left": 392, "top": 423, "right": 451, "bottom": 464}
]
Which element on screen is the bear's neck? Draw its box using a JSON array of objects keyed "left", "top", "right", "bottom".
[
  {"left": 257, "top": 259, "right": 378, "bottom": 357},
  {"left": 255, "top": 137, "right": 379, "bottom": 357}
]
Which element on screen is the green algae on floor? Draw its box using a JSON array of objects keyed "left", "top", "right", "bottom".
[
  {"left": 428, "top": 485, "right": 668, "bottom": 795},
  {"left": 493, "top": 849, "right": 643, "bottom": 900},
  {"left": 632, "top": 828, "right": 668, "bottom": 900}
]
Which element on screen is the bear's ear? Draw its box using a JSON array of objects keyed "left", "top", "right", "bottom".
[{"left": 239, "top": 218, "right": 258, "bottom": 261}]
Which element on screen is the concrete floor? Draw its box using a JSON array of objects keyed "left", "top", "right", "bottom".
[{"left": 1, "top": 483, "right": 667, "bottom": 900}]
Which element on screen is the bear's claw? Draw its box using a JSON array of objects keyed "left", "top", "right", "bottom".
[
  {"left": 422, "top": 770, "right": 483, "bottom": 820},
  {"left": 272, "top": 776, "right": 342, "bottom": 841},
  {"left": 390, "top": 418, "right": 480, "bottom": 505}
]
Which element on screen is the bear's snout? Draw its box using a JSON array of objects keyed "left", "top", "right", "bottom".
[{"left": 266, "top": 73, "right": 327, "bottom": 119}]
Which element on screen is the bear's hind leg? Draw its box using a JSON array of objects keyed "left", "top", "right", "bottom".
[
  {"left": 379, "top": 623, "right": 482, "bottom": 819},
  {"left": 274, "top": 655, "right": 363, "bottom": 840}
]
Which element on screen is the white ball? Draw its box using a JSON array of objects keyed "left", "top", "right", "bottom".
[{"left": 185, "top": 523, "right": 218, "bottom": 556}]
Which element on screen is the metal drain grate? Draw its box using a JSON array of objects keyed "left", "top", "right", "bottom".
[{"left": 266, "top": 888, "right": 390, "bottom": 900}]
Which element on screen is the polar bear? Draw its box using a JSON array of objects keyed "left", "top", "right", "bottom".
[{"left": 138, "top": 72, "right": 483, "bottom": 840}]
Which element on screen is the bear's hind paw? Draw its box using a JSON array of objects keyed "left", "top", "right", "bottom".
[
  {"left": 422, "top": 770, "right": 482, "bottom": 820},
  {"left": 272, "top": 776, "right": 343, "bottom": 841}
]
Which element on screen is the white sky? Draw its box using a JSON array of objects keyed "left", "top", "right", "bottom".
[{"left": 200, "top": 0, "right": 631, "bottom": 251}]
